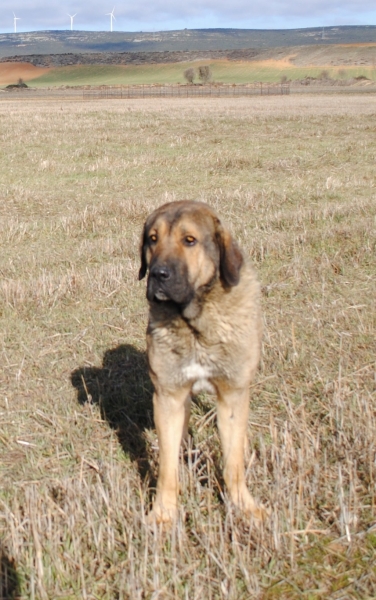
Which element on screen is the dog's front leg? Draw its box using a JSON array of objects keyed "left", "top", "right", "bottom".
[
  {"left": 216, "top": 385, "right": 266, "bottom": 521},
  {"left": 149, "top": 386, "right": 191, "bottom": 523}
]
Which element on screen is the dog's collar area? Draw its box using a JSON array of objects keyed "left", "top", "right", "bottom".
[{"left": 149, "top": 295, "right": 204, "bottom": 327}]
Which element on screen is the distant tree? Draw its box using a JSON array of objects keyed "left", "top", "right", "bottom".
[
  {"left": 183, "top": 68, "right": 196, "bottom": 84},
  {"left": 320, "top": 70, "right": 329, "bottom": 80},
  {"left": 280, "top": 75, "right": 288, "bottom": 83},
  {"left": 198, "top": 65, "right": 212, "bottom": 83}
]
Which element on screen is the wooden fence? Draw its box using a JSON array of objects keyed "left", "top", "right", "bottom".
[{"left": 83, "top": 82, "right": 290, "bottom": 100}]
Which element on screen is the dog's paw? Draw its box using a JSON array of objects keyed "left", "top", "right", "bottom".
[
  {"left": 230, "top": 486, "right": 269, "bottom": 522},
  {"left": 247, "top": 501, "right": 270, "bottom": 523},
  {"left": 147, "top": 498, "right": 178, "bottom": 526}
]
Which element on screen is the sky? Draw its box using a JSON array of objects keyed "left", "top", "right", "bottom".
[{"left": 1, "top": 1, "right": 376, "bottom": 34}]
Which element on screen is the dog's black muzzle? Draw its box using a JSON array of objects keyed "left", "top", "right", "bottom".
[{"left": 146, "top": 260, "right": 193, "bottom": 305}]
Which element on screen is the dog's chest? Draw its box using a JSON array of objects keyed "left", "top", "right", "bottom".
[
  {"left": 148, "top": 286, "right": 255, "bottom": 392},
  {"left": 150, "top": 322, "right": 226, "bottom": 392},
  {"left": 181, "top": 359, "right": 216, "bottom": 394},
  {"left": 179, "top": 326, "right": 232, "bottom": 393},
  {"left": 182, "top": 360, "right": 216, "bottom": 394}
]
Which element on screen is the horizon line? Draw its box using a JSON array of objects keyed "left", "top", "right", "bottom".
[{"left": 1, "top": 24, "right": 376, "bottom": 36}]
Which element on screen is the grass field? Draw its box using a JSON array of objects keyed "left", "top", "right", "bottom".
[
  {"left": 1, "top": 59, "right": 376, "bottom": 88},
  {"left": 0, "top": 94, "right": 375, "bottom": 599}
]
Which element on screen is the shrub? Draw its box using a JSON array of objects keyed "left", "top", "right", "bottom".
[
  {"left": 183, "top": 68, "right": 196, "bottom": 84},
  {"left": 198, "top": 65, "right": 212, "bottom": 83}
]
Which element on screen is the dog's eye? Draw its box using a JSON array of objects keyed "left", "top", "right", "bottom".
[
  {"left": 149, "top": 234, "right": 158, "bottom": 244},
  {"left": 184, "top": 235, "right": 196, "bottom": 246}
]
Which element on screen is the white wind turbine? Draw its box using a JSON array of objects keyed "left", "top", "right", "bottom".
[
  {"left": 13, "top": 12, "right": 20, "bottom": 33},
  {"left": 106, "top": 7, "right": 115, "bottom": 32},
  {"left": 68, "top": 13, "right": 77, "bottom": 31}
]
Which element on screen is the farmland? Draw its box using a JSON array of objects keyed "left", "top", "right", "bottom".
[
  {"left": 21, "top": 60, "right": 376, "bottom": 87},
  {"left": 0, "top": 94, "right": 375, "bottom": 598},
  {"left": 1, "top": 40, "right": 376, "bottom": 87}
]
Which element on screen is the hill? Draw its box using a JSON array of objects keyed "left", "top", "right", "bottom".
[
  {"left": 0, "top": 26, "right": 376, "bottom": 58},
  {"left": 1, "top": 44, "right": 376, "bottom": 70}
]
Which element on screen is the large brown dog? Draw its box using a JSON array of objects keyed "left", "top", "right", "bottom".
[{"left": 139, "top": 200, "right": 265, "bottom": 523}]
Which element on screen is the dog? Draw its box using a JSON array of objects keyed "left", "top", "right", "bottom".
[{"left": 139, "top": 200, "right": 265, "bottom": 523}]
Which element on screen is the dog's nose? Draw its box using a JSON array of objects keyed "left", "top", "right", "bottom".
[{"left": 150, "top": 264, "right": 171, "bottom": 281}]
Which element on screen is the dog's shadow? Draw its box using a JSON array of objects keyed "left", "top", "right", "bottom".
[
  {"left": 70, "top": 344, "right": 154, "bottom": 481},
  {"left": 0, "top": 545, "right": 20, "bottom": 600}
]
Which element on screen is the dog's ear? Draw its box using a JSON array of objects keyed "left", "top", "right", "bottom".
[
  {"left": 138, "top": 222, "right": 148, "bottom": 280},
  {"left": 215, "top": 221, "right": 243, "bottom": 287}
]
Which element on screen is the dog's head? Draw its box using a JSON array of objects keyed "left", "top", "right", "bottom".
[{"left": 139, "top": 201, "right": 243, "bottom": 316}]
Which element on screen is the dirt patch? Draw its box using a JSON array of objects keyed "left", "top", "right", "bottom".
[
  {"left": 248, "top": 56, "right": 297, "bottom": 68},
  {"left": 0, "top": 62, "right": 50, "bottom": 85}
]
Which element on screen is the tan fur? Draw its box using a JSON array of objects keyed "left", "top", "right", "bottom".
[{"left": 139, "top": 201, "right": 266, "bottom": 523}]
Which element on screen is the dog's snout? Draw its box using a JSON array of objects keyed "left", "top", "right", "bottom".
[{"left": 150, "top": 264, "right": 171, "bottom": 281}]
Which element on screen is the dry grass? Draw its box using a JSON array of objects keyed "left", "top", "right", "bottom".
[{"left": 0, "top": 95, "right": 375, "bottom": 599}]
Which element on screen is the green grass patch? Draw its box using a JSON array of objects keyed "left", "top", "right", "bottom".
[{"left": 27, "top": 60, "right": 376, "bottom": 87}]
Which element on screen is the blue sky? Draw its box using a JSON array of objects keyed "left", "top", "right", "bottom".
[{"left": 1, "top": 1, "right": 376, "bottom": 34}]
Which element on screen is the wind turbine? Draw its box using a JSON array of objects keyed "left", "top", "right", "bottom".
[
  {"left": 13, "top": 12, "right": 20, "bottom": 33},
  {"left": 68, "top": 13, "right": 77, "bottom": 31},
  {"left": 106, "top": 7, "right": 115, "bottom": 32}
]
